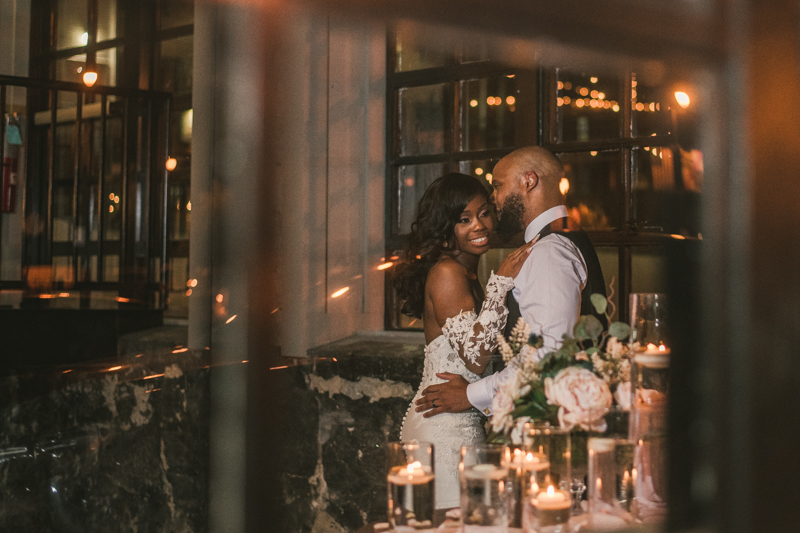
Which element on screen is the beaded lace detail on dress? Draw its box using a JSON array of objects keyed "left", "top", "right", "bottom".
[{"left": 442, "top": 273, "right": 515, "bottom": 365}]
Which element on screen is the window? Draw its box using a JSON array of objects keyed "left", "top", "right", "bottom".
[
  {"left": 13, "top": 0, "right": 194, "bottom": 315},
  {"left": 386, "top": 26, "right": 702, "bottom": 329}
]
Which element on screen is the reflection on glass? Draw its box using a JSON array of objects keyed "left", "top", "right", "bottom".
[
  {"left": 96, "top": 47, "right": 118, "bottom": 87},
  {"left": 631, "top": 73, "right": 671, "bottom": 138},
  {"left": 53, "top": 185, "right": 74, "bottom": 243},
  {"left": 457, "top": 159, "right": 500, "bottom": 188},
  {"left": 55, "top": 57, "right": 86, "bottom": 87},
  {"left": 104, "top": 117, "right": 123, "bottom": 242},
  {"left": 159, "top": 0, "right": 194, "bottom": 29},
  {"left": 559, "top": 151, "right": 620, "bottom": 230},
  {"left": 394, "top": 25, "right": 449, "bottom": 72},
  {"left": 631, "top": 247, "right": 668, "bottom": 295},
  {"left": 631, "top": 147, "right": 701, "bottom": 236},
  {"left": 397, "top": 163, "right": 446, "bottom": 234},
  {"left": 556, "top": 70, "right": 621, "bottom": 142},
  {"left": 461, "top": 37, "right": 492, "bottom": 64},
  {"left": 169, "top": 185, "right": 191, "bottom": 240},
  {"left": 398, "top": 84, "right": 447, "bottom": 157},
  {"left": 103, "top": 255, "right": 119, "bottom": 282},
  {"left": 158, "top": 37, "right": 193, "bottom": 95},
  {"left": 56, "top": 0, "right": 88, "bottom": 50},
  {"left": 97, "top": 0, "right": 119, "bottom": 41},
  {"left": 166, "top": 256, "right": 189, "bottom": 318},
  {"left": 460, "top": 76, "right": 516, "bottom": 151}
]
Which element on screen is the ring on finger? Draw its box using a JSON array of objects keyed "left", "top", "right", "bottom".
[{"left": 432, "top": 400, "right": 437, "bottom": 408}]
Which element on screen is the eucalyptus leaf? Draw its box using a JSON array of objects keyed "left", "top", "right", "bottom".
[
  {"left": 585, "top": 315, "right": 604, "bottom": 340},
  {"left": 609, "top": 321, "right": 631, "bottom": 341},
  {"left": 590, "top": 293, "right": 608, "bottom": 315},
  {"left": 573, "top": 316, "right": 591, "bottom": 341},
  {"left": 585, "top": 346, "right": 599, "bottom": 355}
]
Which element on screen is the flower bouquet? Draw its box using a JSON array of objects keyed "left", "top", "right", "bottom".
[{"left": 489, "top": 293, "right": 632, "bottom": 442}]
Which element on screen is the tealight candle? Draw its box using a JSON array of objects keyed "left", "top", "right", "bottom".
[
  {"left": 387, "top": 461, "right": 434, "bottom": 513},
  {"left": 533, "top": 486, "right": 572, "bottom": 527},
  {"left": 635, "top": 343, "right": 670, "bottom": 368}
]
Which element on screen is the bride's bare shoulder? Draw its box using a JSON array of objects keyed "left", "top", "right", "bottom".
[{"left": 427, "top": 256, "right": 470, "bottom": 291}]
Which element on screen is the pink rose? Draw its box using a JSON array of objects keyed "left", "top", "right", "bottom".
[
  {"left": 544, "top": 367, "right": 612, "bottom": 431},
  {"left": 614, "top": 381, "right": 632, "bottom": 411}
]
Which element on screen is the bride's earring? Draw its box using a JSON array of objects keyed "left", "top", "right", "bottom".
[{"left": 443, "top": 241, "right": 448, "bottom": 248}]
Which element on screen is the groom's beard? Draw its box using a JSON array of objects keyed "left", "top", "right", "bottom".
[{"left": 495, "top": 192, "right": 525, "bottom": 239}]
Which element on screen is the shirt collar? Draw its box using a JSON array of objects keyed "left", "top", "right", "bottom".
[{"left": 524, "top": 205, "right": 569, "bottom": 243}]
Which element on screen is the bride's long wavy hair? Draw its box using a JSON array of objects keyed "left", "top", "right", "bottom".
[{"left": 393, "top": 173, "right": 491, "bottom": 319}]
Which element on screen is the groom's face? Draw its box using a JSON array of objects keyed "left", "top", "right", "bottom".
[{"left": 490, "top": 163, "right": 526, "bottom": 238}]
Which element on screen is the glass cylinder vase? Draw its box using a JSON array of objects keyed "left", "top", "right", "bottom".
[
  {"left": 459, "top": 444, "right": 509, "bottom": 532},
  {"left": 387, "top": 441, "right": 435, "bottom": 530}
]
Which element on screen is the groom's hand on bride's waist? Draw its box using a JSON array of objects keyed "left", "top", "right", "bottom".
[{"left": 415, "top": 373, "right": 473, "bottom": 417}]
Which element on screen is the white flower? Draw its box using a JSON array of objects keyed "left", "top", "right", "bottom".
[
  {"left": 591, "top": 353, "right": 604, "bottom": 374},
  {"left": 491, "top": 385, "right": 515, "bottom": 433},
  {"left": 575, "top": 350, "right": 589, "bottom": 362},
  {"left": 614, "top": 381, "right": 631, "bottom": 411},
  {"left": 519, "top": 343, "right": 543, "bottom": 365},
  {"left": 619, "top": 358, "right": 631, "bottom": 383},
  {"left": 510, "top": 416, "right": 531, "bottom": 445},
  {"left": 497, "top": 335, "right": 515, "bottom": 362},
  {"left": 606, "top": 337, "right": 628, "bottom": 359},
  {"left": 544, "top": 367, "right": 612, "bottom": 432}
]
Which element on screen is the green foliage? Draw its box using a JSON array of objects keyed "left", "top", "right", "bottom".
[
  {"left": 510, "top": 382, "right": 559, "bottom": 425},
  {"left": 590, "top": 293, "right": 608, "bottom": 315},
  {"left": 608, "top": 321, "right": 631, "bottom": 341}
]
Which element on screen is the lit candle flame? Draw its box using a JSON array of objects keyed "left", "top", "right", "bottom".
[{"left": 547, "top": 485, "right": 555, "bottom": 496}]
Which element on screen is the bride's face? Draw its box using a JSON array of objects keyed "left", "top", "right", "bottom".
[{"left": 452, "top": 194, "right": 493, "bottom": 256}]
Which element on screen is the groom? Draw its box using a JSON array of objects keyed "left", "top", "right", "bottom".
[{"left": 416, "top": 146, "right": 606, "bottom": 417}]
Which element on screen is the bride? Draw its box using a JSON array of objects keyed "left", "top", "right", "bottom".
[{"left": 393, "top": 172, "right": 534, "bottom": 509}]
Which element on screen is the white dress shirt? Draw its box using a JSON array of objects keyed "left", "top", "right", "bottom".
[{"left": 466, "top": 205, "right": 588, "bottom": 414}]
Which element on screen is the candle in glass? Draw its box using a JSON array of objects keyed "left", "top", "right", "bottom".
[{"left": 533, "top": 485, "right": 572, "bottom": 527}]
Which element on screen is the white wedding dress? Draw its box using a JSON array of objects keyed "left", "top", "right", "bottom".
[{"left": 400, "top": 273, "right": 514, "bottom": 509}]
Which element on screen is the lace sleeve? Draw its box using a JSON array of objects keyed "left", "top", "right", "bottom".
[{"left": 441, "top": 272, "right": 515, "bottom": 366}]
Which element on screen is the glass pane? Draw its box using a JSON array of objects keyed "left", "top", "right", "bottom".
[
  {"left": 96, "top": 47, "right": 119, "bottom": 87},
  {"left": 159, "top": 0, "right": 194, "bottom": 29},
  {"left": 56, "top": 0, "right": 88, "bottom": 50},
  {"left": 631, "top": 247, "right": 669, "bottom": 294},
  {"left": 103, "top": 255, "right": 119, "bottom": 281},
  {"left": 396, "top": 163, "right": 447, "bottom": 234},
  {"left": 460, "top": 76, "right": 517, "bottom": 151},
  {"left": 104, "top": 116, "right": 123, "bottom": 241},
  {"left": 90, "top": 290, "right": 120, "bottom": 309},
  {"left": 158, "top": 36, "right": 193, "bottom": 95},
  {"left": 632, "top": 147, "right": 702, "bottom": 236},
  {"left": 556, "top": 69, "right": 621, "bottom": 142},
  {"left": 398, "top": 84, "right": 447, "bottom": 156},
  {"left": 53, "top": 122, "right": 75, "bottom": 243},
  {"left": 559, "top": 150, "right": 621, "bottom": 231},
  {"left": 55, "top": 56, "right": 86, "bottom": 86},
  {"left": 53, "top": 256, "right": 73, "bottom": 283},
  {"left": 97, "top": 0, "right": 119, "bottom": 41},
  {"left": 393, "top": 25, "right": 449, "bottom": 72},
  {"left": 169, "top": 184, "right": 190, "bottom": 240},
  {"left": 458, "top": 159, "right": 501, "bottom": 189},
  {"left": 165, "top": 256, "right": 189, "bottom": 318},
  {"left": 631, "top": 73, "right": 672, "bottom": 137}
]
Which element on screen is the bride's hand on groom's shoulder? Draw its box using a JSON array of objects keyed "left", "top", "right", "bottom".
[
  {"left": 415, "top": 373, "right": 473, "bottom": 417},
  {"left": 495, "top": 236, "right": 538, "bottom": 279}
]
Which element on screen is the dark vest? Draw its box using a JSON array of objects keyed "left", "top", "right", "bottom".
[{"left": 504, "top": 217, "right": 607, "bottom": 338}]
